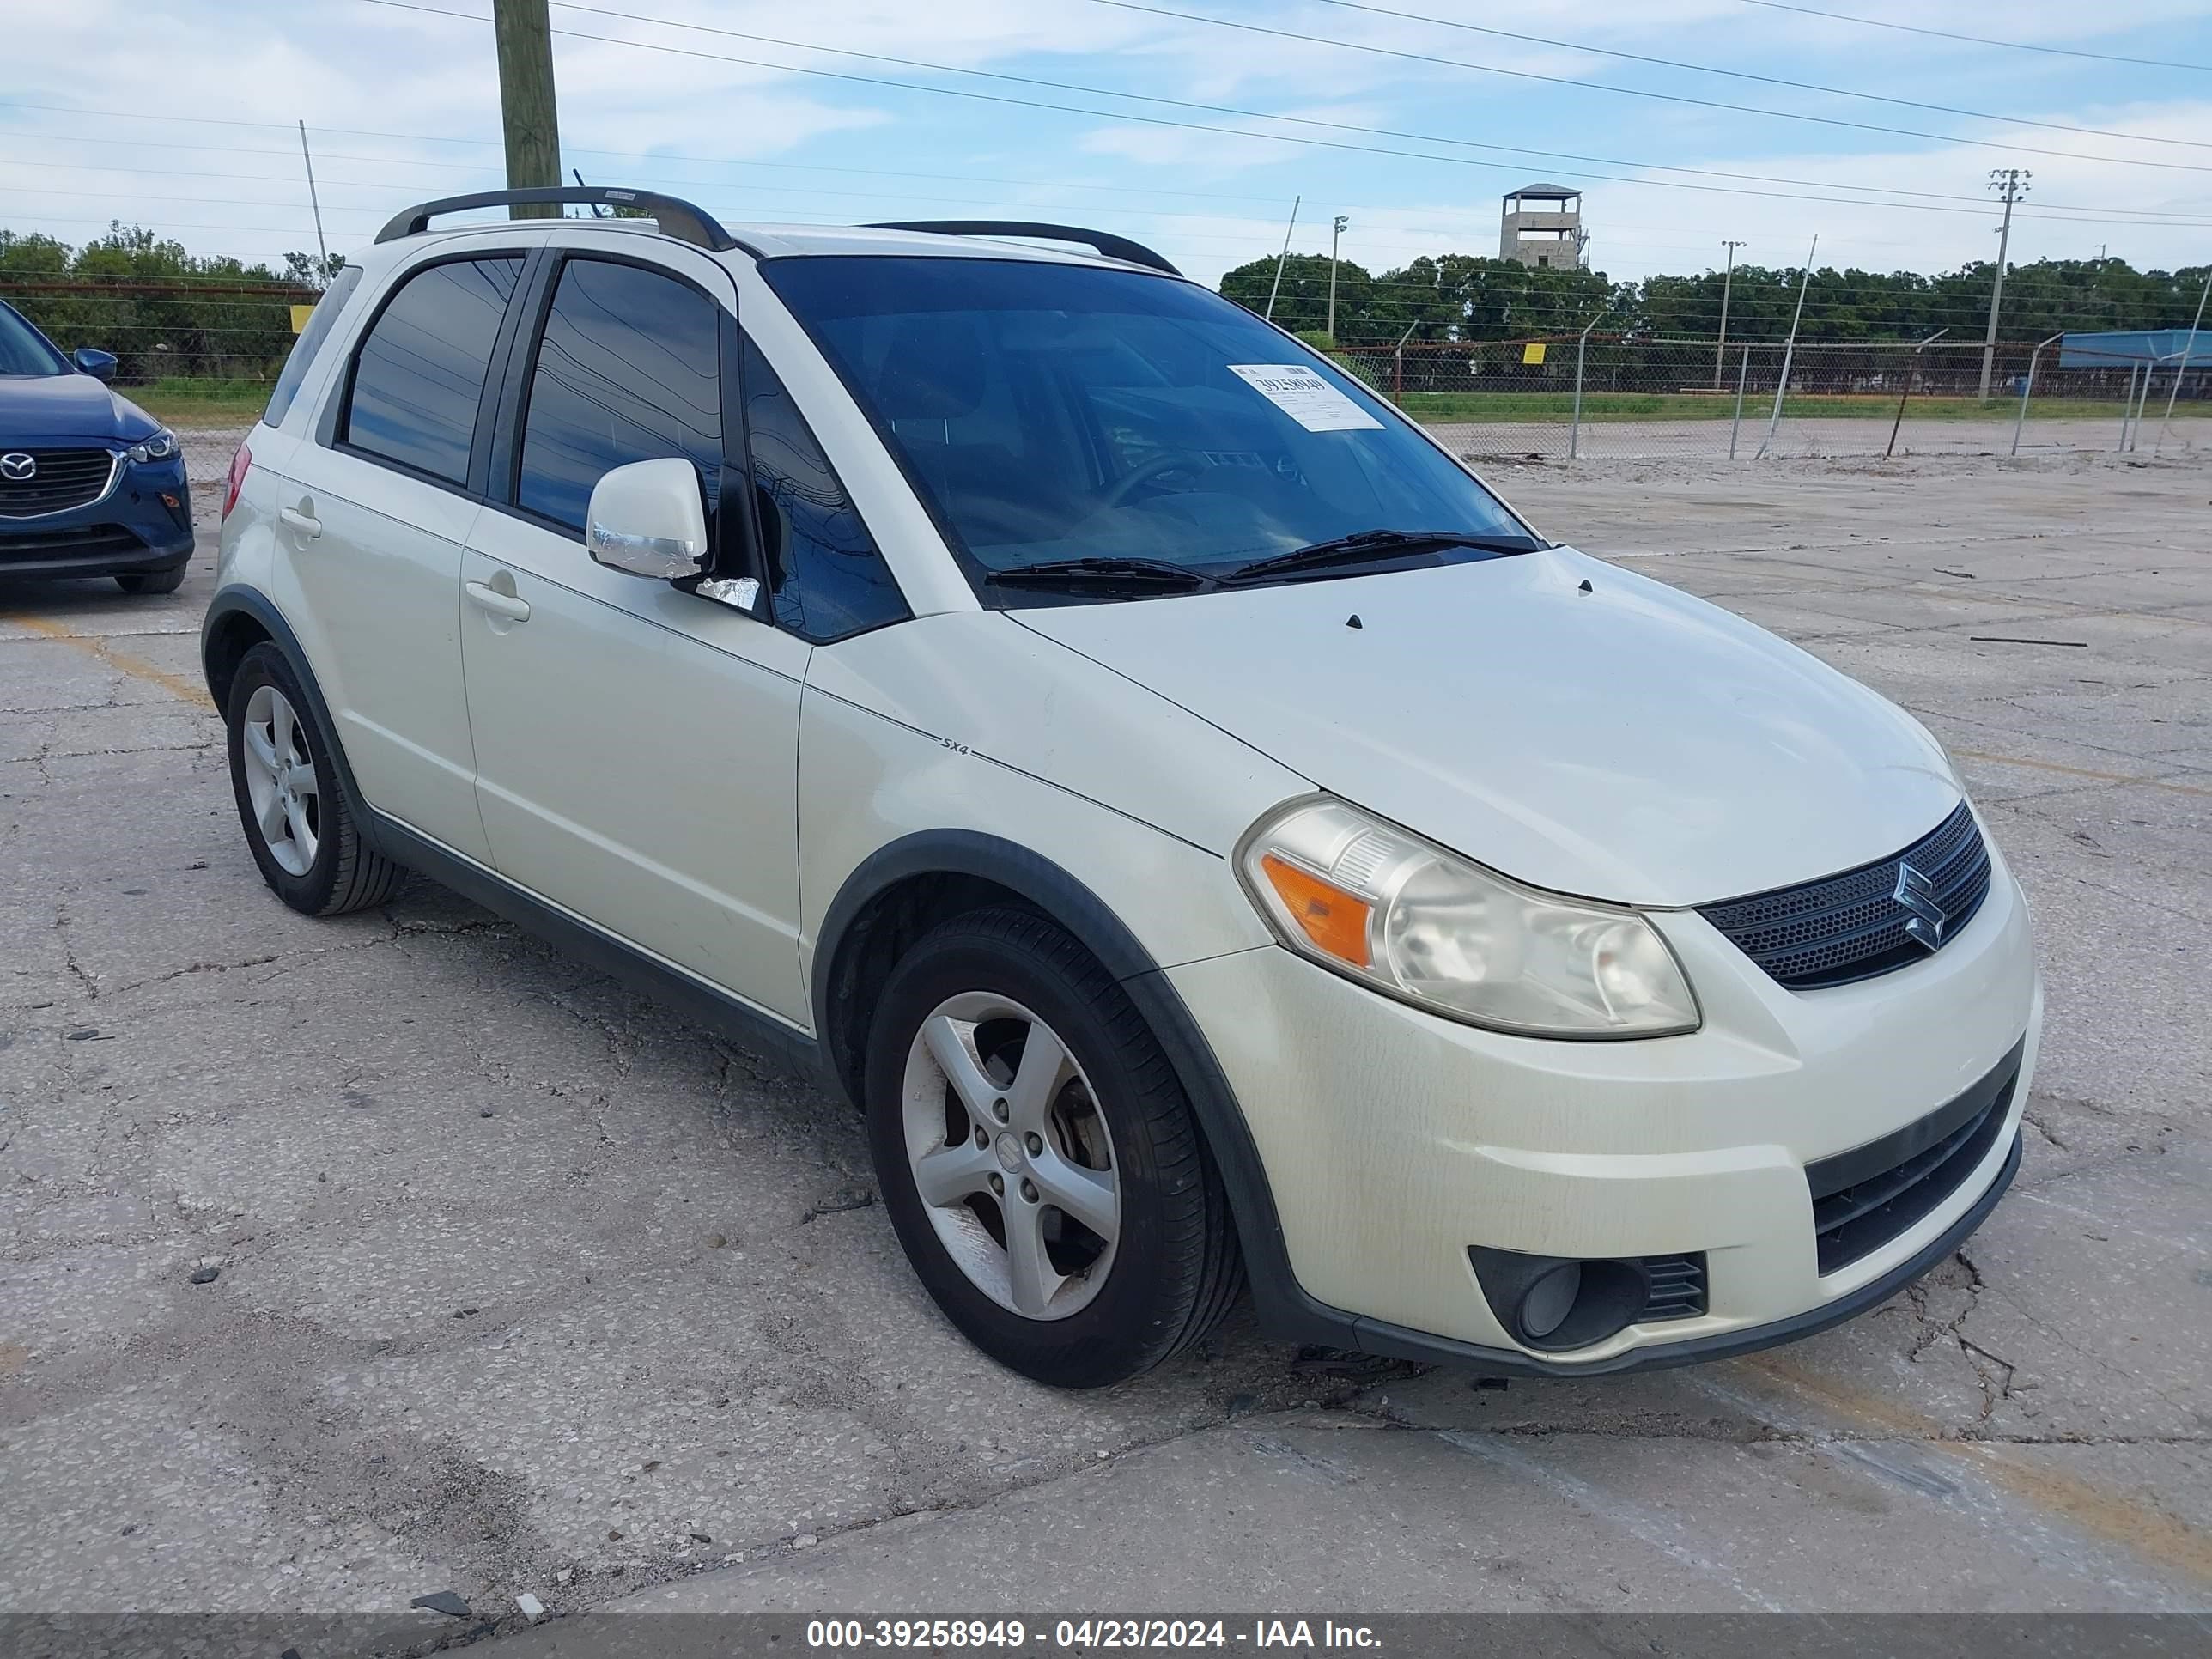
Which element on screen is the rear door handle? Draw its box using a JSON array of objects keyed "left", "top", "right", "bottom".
[
  {"left": 465, "top": 580, "right": 532, "bottom": 623},
  {"left": 278, "top": 504, "right": 321, "bottom": 538}
]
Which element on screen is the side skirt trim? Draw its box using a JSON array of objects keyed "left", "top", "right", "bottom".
[{"left": 368, "top": 811, "right": 828, "bottom": 1085}]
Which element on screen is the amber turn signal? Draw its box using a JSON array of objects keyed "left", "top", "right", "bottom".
[{"left": 1259, "top": 853, "right": 1372, "bottom": 969}]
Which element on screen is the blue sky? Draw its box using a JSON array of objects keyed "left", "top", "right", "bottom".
[{"left": 3, "top": 0, "right": 2209, "bottom": 288}]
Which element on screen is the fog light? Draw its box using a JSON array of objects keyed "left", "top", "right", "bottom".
[
  {"left": 1469, "top": 1247, "right": 1654, "bottom": 1353},
  {"left": 1519, "top": 1262, "right": 1582, "bottom": 1339}
]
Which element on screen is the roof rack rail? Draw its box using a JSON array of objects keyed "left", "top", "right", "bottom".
[
  {"left": 375, "top": 187, "right": 744, "bottom": 252},
  {"left": 863, "top": 221, "right": 1180, "bottom": 276}
]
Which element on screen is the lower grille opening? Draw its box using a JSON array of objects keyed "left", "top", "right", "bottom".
[
  {"left": 1806, "top": 1045, "right": 2023, "bottom": 1276},
  {"left": 0, "top": 524, "right": 146, "bottom": 562}
]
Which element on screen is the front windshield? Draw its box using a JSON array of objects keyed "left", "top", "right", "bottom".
[
  {"left": 0, "top": 303, "right": 70, "bottom": 377},
  {"left": 760, "top": 257, "right": 1530, "bottom": 581}
]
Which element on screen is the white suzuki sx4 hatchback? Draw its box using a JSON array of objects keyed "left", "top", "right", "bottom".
[{"left": 206, "top": 192, "right": 2039, "bottom": 1386}]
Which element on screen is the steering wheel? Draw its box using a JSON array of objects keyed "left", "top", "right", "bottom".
[{"left": 1097, "top": 449, "right": 1210, "bottom": 511}]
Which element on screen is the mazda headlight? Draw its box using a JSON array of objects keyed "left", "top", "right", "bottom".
[
  {"left": 1237, "top": 798, "right": 1699, "bottom": 1038},
  {"left": 126, "top": 428, "right": 178, "bottom": 464}
]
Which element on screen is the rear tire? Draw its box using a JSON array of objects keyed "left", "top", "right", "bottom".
[
  {"left": 865, "top": 907, "right": 1241, "bottom": 1387},
  {"left": 225, "top": 642, "right": 402, "bottom": 917},
  {"left": 116, "top": 565, "right": 186, "bottom": 595}
]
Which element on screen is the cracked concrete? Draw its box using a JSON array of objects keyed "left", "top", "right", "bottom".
[{"left": 2, "top": 444, "right": 2209, "bottom": 1643}]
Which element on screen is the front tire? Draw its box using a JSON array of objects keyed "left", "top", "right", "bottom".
[
  {"left": 225, "top": 642, "right": 401, "bottom": 916},
  {"left": 117, "top": 564, "right": 186, "bottom": 595},
  {"left": 865, "top": 908, "right": 1241, "bottom": 1387}
]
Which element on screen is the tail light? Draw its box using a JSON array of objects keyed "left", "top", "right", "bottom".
[{"left": 222, "top": 441, "right": 252, "bottom": 522}]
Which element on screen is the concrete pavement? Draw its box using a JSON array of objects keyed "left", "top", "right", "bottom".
[{"left": 1, "top": 444, "right": 2206, "bottom": 1648}]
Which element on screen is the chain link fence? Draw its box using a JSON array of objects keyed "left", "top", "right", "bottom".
[
  {"left": 1330, "top": 337, "right": 2208, "bottom": 462},
  {"left": 181, "top": 432, "right": 241, "bottom": 494},
  {"left": 141, "top": 337, "right": 2212, "bottom": 507},
  {"left": 2, "top": 277, "right": 316, "bottom": 385}
]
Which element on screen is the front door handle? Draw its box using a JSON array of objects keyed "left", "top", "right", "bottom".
[
  {"left": 465, "top": 580, "right": 532, "bottom": 623},
  {"left": 278, "top": 504, "right": 321, "bottom": 539}
]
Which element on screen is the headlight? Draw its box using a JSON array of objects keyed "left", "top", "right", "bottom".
[
  {"left": 126, "top": 428, "right": 178, "bottom": 464},
  {"left": 1237, "top": 798, "right": 1699, "bottom": 1038}
]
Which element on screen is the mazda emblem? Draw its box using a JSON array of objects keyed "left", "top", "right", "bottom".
[
  {"left": 0, "top": 453, "right": 34, "bottom": 483},
  {"left": 1893, "top": 861, "right": 1947, "bottom": 951}
]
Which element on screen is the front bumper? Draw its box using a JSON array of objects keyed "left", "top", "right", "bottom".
[
  {"left": 1168, "top": 834, "right": 2040, "bottom": 1373},
  {"left": 0, "top": 452, "right": 193, "bottom": 580}
]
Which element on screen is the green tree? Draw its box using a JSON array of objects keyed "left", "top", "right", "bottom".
[
  {"left": 0, "top": 222, "right": 313, "bottom": 382},
  {"left": 1219, "top": 252, "right": 1382, "bottom": 341}
]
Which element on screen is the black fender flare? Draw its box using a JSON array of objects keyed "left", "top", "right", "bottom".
[
  {"left": 200, "top": 585, "right": 381, "bottom": 853},
  {"left": 809, "top": 830, "right": 1351, "bottom": 1346}
]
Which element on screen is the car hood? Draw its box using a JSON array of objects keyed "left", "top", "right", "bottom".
[
  {"left": 1012, "top": 547, "right": 1961, "bottom": 907},
  {"left": 0, "top": 373, "right": 152, "bottom": 441}
]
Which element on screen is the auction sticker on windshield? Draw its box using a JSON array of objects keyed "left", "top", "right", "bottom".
[{"left": 1226, "top": 363, "right": 1383, "bottom": 432}]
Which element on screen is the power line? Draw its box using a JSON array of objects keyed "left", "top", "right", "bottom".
[
  {"left": 0, "top": 177, "right": 1380, "bottom": 235},
  {"left": 1724, "top": 0, "right": 2212, "bottom": 74},
  {"left": 1097, "top": 0, "right": 2212, "bottom": 154},
  {"left": 0, "top": 104, "right": 1291, "bottom": 209},
  {"left": 15, "top": 139, "right": 2212, "bottom": 233},
  {"left": 8, "top": 87, "right": 2211, "bottom": 230},
  {"left": 351, "top": 0, "right": 2212, "bottom": 229},
  {"left": 526, "top": 0, "right": 2212, "bottom": 175}
]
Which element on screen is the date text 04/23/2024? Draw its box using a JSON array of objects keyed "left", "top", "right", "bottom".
[
  {"left": 805, "top": 1619, "right": 1384, "bottom": 1650},
  {"left": 805, "top": 1627, "right": 1371, "bottom": 1654}
]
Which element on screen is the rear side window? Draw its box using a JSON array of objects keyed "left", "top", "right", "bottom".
[
  {"left": 515, "top": 258, "right": 722, "bottom": 534},
  {"left": 343, "top": 257, "right": 523, "bottom": 485},
  {"left": 264, "top": 264, "right": 362, "bottom": 428},
  {"left": 741, "top": 338, "right": 908, "bottom": 643}
]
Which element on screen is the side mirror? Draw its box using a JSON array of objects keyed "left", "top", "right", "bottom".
[
  {"left": 585, "top": 457, "right": 708, "bottom": 580},
  {"left": 73, "top": 347, "right": 118, "bottom": 383}
]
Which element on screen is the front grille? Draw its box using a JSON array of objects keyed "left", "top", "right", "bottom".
[
  {"left": 0, "top": 524, "right": 144, "bottom": 562},
  {"left": 1805, "top": 1042, "right": 2022, "bottom": 1275},
  {"left": 1699, "top": 800, "right": 1991, "bottom": 989},
  {"left": 1638, "top": 1253, "right": 1706, "bottom": 1322},
  {"left": 0, "top": 447, "right": 116, "bottom": 518}
]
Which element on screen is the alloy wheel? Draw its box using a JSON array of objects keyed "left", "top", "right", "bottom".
[
  {"left": 899, "top": 991, "right": 1121, "bottom": 1321},
  {"left": 240, "top": 684, "right": 321, "bottom": 877}
]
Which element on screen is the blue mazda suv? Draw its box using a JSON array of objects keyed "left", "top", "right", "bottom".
[{"left": 1, "top": 299, "right": 193, "bottom": 595}]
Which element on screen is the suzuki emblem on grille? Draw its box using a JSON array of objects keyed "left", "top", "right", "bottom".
[
  {"left": 1894, "top": 861, "right": 1947, "bottom": 951},
  {"left": 0, "top": 453, "right": 33, "bottom": 482}
]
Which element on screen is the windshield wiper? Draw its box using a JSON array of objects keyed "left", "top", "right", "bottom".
[
  {"left": 1224, "top": 528, "right": 1544, "bottom": 584},
  {"left": 985, "top": 556, "right": 1217, "bottom": 592}
]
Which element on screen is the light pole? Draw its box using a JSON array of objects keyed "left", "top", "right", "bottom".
[
  {"left": 2154, "top": 269, "right": 2211, "bottom": 455},
  {"left": 1758, "top": 233, "right": 1818, "bottom": 460},
  {"left": 1327, "top": 215, "right": 1349, "bottom": 341},
  {"left": 1263, "top": 196, "right": 1300, "bottom": 324},
  {"left": 1716, "top": 239, "right": 1746, "bottom": 387},
  {"left": 1979, "top": 168, "right": 2029, "bottom": 402}
]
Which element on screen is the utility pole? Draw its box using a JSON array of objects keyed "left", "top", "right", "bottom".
[
  {"left": 1715, "top": 238, "right": 1746, "bottom": 387},
  {"left": 296, "top": 121, "right": 328, "bottom": 271},
  {"left": 1979, "top": 168, "right": 2029, "bottom": 402},
  {"left": 494, "top": 0, "right": 562, "bottom": 219},
  {"left": 1263, "top": 196, "right": 1301, "bottom": 324},
  {"left": 1326, "top": 215, "right": 1349, "bottom": 341}
]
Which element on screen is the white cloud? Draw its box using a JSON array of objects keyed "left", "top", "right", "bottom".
[{"left": 0, "top": 0, "right": 2204, "bottom": 290}]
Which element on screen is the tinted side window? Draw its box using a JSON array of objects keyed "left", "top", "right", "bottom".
[
  {"left": 741, "top": 340, "right": 908, "bottom": 644},
  {"left": 265, "top": 264, "right": 362, "bottom": 428},
  {"left": 516, "top": 258, "right": 721, "bottom": 534},
  {"left": 343, "top": 257, "right": 521, "bottom": 483}
]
